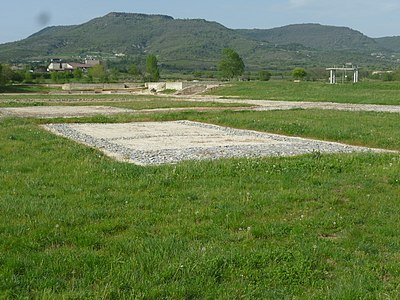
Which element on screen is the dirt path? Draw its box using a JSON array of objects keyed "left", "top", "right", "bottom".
[
  {"left": 175, "top": 96, "right": 400, "bottom": 114},
  {"left": 1, "top": 95, "right": 400, "bottom": 118},
  {"left": 0, "top": 105, "right": 252, "bottom": 118}
]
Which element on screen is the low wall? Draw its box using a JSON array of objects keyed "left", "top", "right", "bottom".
[
  {"left": 147, "top": 81, "right": 221, "bottom": 92},
  {"left": 62, "top": 83, "right": 144, "bottom": 91},
  {"left": 165, "top": 82, "right": 183, "bottom": 90},
  {"left": 62, "top": 82, "right": 219, "bottom": 92},
  {"left": 146, "top": 82, "right": 166, "bottom": 92}
]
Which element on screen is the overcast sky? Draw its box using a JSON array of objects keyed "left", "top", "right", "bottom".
[{"left": 1, "top": 0, "right": 400, "bottom": 44}]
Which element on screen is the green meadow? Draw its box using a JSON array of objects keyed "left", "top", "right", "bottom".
[
  {"left": 208, "top": 80, "right": 400, "bottom": 105},
  {"left": 0, "top": 98, "right": 247, "bottom": 110},
  {"left": 1, "top": 83, "right": 400, "bottom": 298}
]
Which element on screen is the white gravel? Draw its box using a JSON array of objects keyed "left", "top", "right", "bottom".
[
  {"left": 0, "top": 106, "right": 133, "bottom": 118},
  {"left": 2, "top": 98, "right": 400, "bottom": 119},
  {"left": 181, "top": 98, "right": 400, "bottom": 113},
  {"left": 43, "top": 120, "right": 390, "bottom": 166}
]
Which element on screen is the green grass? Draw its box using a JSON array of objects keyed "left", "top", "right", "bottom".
[
  {"left": 159, "top": 89, "right": 177, "bottom": 95},
  {"left": 1, "top": 109, "right": 400, "bottom": 298},
  {"left": 0, "top": 84, "right": 56, "bottom": 94},
  {"left": 192, "top": 109, "right": 400, "bottom": 151},
  {"left": 0, "top": 93, "right": 162, "bottom": 102},
  {"left": 0, "top": 98, "right": 248, "bottom": 110},
  {"left": 44, "top": 109, "right": 399, "bottom": 151},
  {"left": 208, "top": 80, "right": 400, "bottom": 105}
]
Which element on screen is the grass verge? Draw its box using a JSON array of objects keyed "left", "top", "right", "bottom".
[
  {"left": 208, "top": 81, "right": 400, "bottom": 105},
  {"left": 1, "top": 111, "right": 399, "bottom": 298},
  {"left": 0, "top": 98, "right": 249, "bottom": 110}
]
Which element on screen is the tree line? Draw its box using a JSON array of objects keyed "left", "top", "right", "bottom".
[
  {"left": 0, "top": 54, "right": 160, "bottom": 88},
  {"left": 0, "top": 49, "right": 267, "bottom": 87},
  {"left": 3, "top": 48, "right": 400, "bottom": 88}
]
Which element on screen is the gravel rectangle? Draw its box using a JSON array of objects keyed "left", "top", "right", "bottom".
[{"left": 43, "top": 121, "right": 389, "bottom": 165}]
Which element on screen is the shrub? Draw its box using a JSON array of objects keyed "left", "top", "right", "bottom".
[
  {"left": 292, "top": 68, "right": 307, "bottom": 80},
  {"left": 258, "top": 70, "right": 272, "bottom": 81}
]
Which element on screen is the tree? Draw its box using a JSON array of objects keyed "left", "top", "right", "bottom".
[
  {"left": 129, "top": 64, "right": 140, "bottom": 76},
  {"left": 35, "top": 74, "right": 45, "bottom": 84},
  {"left": 51, "top": 72, "right": 60, "bottom": 83},
  {"left": 110, "top": 68, "right": 120, "bottom": 82},
  {"left": 146, "top": 55, "right": 160, "bottom": 82},
  {"left": 258, "top": 70, "right": 272, "bottom": 81},
  {"left": 61, "top": 71, "right": 73, "bottom": 83},
  {"left": 218, "top": 48, "right": 245, "bottom": 80},
  {"left": 89, "top": 64, "right": 107, "bottom": 82},
  {"left": 0, "top": 64, "right": 5, "bottom": 90},
  {"left": 192, "top": 70, "right": 203, "bottom": 79},
  {"left": 0, "top": 64, "right": 4, "bottom": 87},
  {"left": 11, "top": 70, "right": 24, "bottom": 83},
  {"left": 0, "top": 64, "right": 16, "bottom": 88},
  {"left": 73, "top": 68, "right": 83, "bottom": 81},
  {"left": 24, "top": 71, "right": 33, "bottom": 83},
  {"left": 292, "top": 68, "right": 307, "bottom": 80}
]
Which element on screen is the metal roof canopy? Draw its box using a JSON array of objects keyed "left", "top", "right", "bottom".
[{"left": 326, "top": 65, "right": 359, "bottom": 84}]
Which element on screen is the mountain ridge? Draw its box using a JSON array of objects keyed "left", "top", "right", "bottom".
[
  {"left": 238, "top": 23, "right": 381, "bottom": 51},
  {"left": 0, "top": 12, "right": 398, "bottom": 70}
]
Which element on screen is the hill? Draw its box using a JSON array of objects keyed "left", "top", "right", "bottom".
[
  {"left": 0, "top": 13, "right": 269, "bottom": 70},
  {"left": 238, "top": 24, "right": 381, "bottom": 52},
  {"left": 375, "top": 36, "right": 400, "bottom": 52},
  {"left": 0, "top": 13, "right": 397, "bottom": 71}
]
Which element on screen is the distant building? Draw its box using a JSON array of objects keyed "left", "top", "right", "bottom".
[
  {"left": 372, "top": 70, "right": 393, "bottom": 75},
  {"left": 84, "top": 59, "right": 100, "bottom": 66},
  {"left": 47, "top": 58, "right": 100, "bottom": 72}
]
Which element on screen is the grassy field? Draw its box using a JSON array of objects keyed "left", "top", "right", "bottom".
[
  {"left": 0, "top": 93, "right": 165, "bottom": 102},
  {"left": 0, "top": 84, "right": 56, "bottom": 94},
  {"left": 208, "top": 80, "right": 400, "bottom": 105},
  {"left": 1, "top": 102, "right": 400, "bottom": 298},
  {"left": 0, "top": 97, "right": 249, "bottom": 110},
  {"left": 0, "top": 92, "right": 167, "bottom": 104}
]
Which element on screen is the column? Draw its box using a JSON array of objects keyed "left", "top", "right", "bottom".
[{"left": 353, "top": 69, "right": 359, "bottom": 83}]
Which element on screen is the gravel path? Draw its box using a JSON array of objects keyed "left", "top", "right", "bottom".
[
  {"left": 3, "top": 97, "right": 398, "bottom": 165},
  {"left": 0, "top": 106, "right": 133, "bottom": 118},
  {"left": 0, "top": 105, "right": 251, "bottom": 118},
  {"left": 43, "top": 121, "right": 392, "bottom": 166},
  {"left": 1, "top": 96, "right": 400, "bottom": 119},
  {"left": 177, "top": 97, "right": 400, "bottom": 113}
]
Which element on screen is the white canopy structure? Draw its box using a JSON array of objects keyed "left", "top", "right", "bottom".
[{"left": 326, "top": 65, "right": 359, "bottom": 84}]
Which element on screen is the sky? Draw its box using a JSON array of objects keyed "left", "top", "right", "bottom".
[{"left": 1, "top": 0, "right": 400, "bottom": 44}]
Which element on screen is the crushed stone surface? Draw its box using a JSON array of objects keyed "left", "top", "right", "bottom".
[
  {"left": 2, "top": 98, "right": 397, "bottom": 165},
  {"left": 2, "top": 96, "right": 400, "bottom": 119},
  {"left": 178, "top": 97, "right": 400, "bottom": 113},
  {"left": 43, "top": 120, "right": 390, "bottom": 166},
  {"left": 0, "top": 106, "right": 134, "bottom": 118}
]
